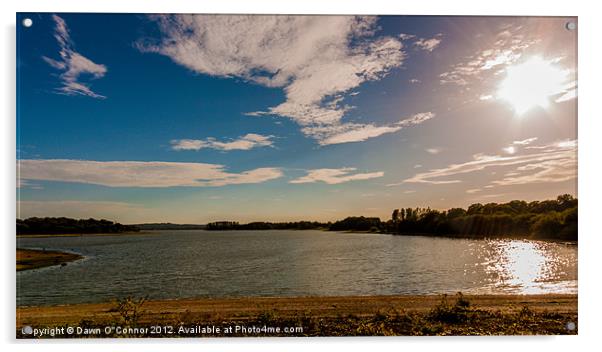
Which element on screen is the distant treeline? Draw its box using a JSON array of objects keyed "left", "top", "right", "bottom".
[
  {"left": 330, "top": 194, "right": 577, "bottom": 241},
  {"left": 19, "top": 195, "right": 577, "bottom": 241},
  {"left": 206, "top": 195, "right": 577, "bottom": 241},
  {"left": 133, "top": 223, "right": 207, "bottom": 231},
  {"left": 17, "top": 217, "right": 140, "bottom": 235},
  {"left": 206, "top": 221, "right": 329, "bottom": 231}
]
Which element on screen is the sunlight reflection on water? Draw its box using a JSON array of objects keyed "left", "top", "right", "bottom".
[{"left": 478, "top": 240, "right": 577, "bottom": 294}]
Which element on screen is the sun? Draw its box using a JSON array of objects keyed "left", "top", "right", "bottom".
[{"left": 496, "top": 56, "right": 568, "bottom": 115}]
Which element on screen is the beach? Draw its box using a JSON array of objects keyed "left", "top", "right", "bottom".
[
  {"left": 16, "top": 249, "right": 83, "bottom": 271},
  {"left": 16, "top": 294, "right": 577, "bottom": 337}
]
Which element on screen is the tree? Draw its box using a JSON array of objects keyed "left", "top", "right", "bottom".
[
  {"left": 446, "top": 208, "right": 467, "bottom": 219},
  {"left": 467, "top": 203, "right": 483, "bottom": 215},
  {"left": 392, "top": 209, "right": 400, "bottom": 222}
]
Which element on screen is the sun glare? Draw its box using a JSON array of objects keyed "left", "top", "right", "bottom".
[{"left": 496, "top": 57, "right": 568, "bottom": 115}]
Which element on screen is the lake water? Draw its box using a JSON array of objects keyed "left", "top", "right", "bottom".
[{"left": 17, "top": 230, "right": 577, "bottom": 306}]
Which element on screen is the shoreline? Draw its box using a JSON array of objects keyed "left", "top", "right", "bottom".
[
  {"left": 17, "top": 294, "right": 577, "bottom": 336},
  {"left": 16, "top": 248, "right": 83, "bottom": 271},
  {"left": 17, "top": 229, "right": 578, "bottom": 244}
]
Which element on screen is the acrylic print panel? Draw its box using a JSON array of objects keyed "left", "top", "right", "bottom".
[{"left": 16, "top": 13, "right": 577, "bottom": 338}]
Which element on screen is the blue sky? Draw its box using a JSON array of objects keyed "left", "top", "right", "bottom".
[{"left": 17, "top": 14, "right": 577, "bottom": 223}]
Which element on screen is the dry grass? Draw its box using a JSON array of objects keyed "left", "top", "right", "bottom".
[{"left": 17, "top": 293, "right": 577, "bottom": 337}]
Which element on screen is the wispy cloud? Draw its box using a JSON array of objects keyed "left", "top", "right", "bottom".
[
  {"left": 290, "top": 168, "right": 384, "bottom": 184},
  {"left": 502, "top": 137, "right": 539, "bottom": 154},
  {"left": 439, "top": 24, "right": 577, "bottom": 106},
  {"left": 439, "top": 26, "right": 538, "bottom": 86},
  {"left": 304, "top": 124, "right": 403, "bottom": 146},
  {"left": 399, "top": 33, "right": 443, "bottom": 52},
  {"left": 301, "top": 112, "right": 435, "bottom": 146},
  {"left": 512, "top": 137, "right": 538, "bottom": 145},
  {"left": 426, "top": 147, "right": 442, "bottom": 155},
  {"left": 398, "top": 112, "right": 436, "bottom": 127},
  {"left": 43, "top": 15, "right": 107, "bottom": 99},
  {"left": 413, "top": 34, "right": 443, "bottom": 52},
  {"left": 171, "top": 133, "right": 274, "bottom": 151},
  {"left": 390, "top": 139, "right": 576, "bottom": 187},
  {"left": 18, "top": 159, "right": 283, "bottom": 187},
  {"left": 16, "top": 179, "right": 42, "bottom": 190},
  {"left": 555, "top": 80, "right": 578, "bottom": 103},
  {"left": 140, "top": 15, "right": 416, "bottom": 145}
]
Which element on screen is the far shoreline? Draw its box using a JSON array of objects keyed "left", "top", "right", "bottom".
[{"left": 16, "top": 228, "right": 578, "bottom": 244}]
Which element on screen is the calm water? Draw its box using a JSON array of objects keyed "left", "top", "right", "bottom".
[{"left": 17, "top": 230, "right": 577, "bottom": 306}]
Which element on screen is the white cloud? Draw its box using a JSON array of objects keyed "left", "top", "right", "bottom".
[
  {"left": 16, "top": 179, "right": 42, "bottom": 190},
  {"left": 414, "top": 35, "right": 442, "bottom": 52},
  {"left": 398, "top": 112, "right": 435, "bottom": 127},
  {"left": 512, "top": 137, "right": 538, "bottom": 145},
  {"left": 555, "top": 89, "right": 576, "bottom": 103},
  {"left": 171, "top": 133, "right": 274, "bottom": 151},
  {"left": 555, "top": 80, "right": 578, "bottom": 103},
  {"left": 304, "top": 123, "right": 401, "bottom": 146},
  {"left": 426, "top": 148, "right": 442, "bottom": 155},
  {"left": 399, "top": 33, "right": 443, "bottom": 52},
  {"left": 502, "top": 137, "right": 539, "bottom": 155},
  {"left": 399, "top": 33, "right": 417, "bottom": 41},
  {"left": 439, "top": 26, "right": 538, "bottom": 86},
  {"left": 502, "top": 146, "right": 516, "bottom": 154},
  {"left": 140, "top": 15, "right": 410, "bottom": 145},
  {"left": 409, "top": 78, "right": 421, "bottom": 84},
  {"left": 396, "top": 139, "right": 576, "bottom": 186},
  {"left": 290, "top": 168, "right": 384, "bottom": 184},
  {"left": 301, "top": 112, "right": 435, "bottom": 146},
  {"left": 18, "top": 159, "right": 282, "bottom": 187},
  {"left": 42, "top": 15, "right": 107, "bottom": 99}
]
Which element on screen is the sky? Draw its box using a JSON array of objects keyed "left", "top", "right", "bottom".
[{"left": 16, "top": 14, "right": 578, "bottom": 224}]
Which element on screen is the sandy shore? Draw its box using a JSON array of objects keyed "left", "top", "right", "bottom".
[
  {"left": 16, "top": 248, "right": 83, "bottom": 271},
  {"left": 17, "top": 294, "right": 577, "bottom": 336}
]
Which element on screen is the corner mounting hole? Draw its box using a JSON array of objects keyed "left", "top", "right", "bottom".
[{"left": 565, "top": 22, "right": 576, "bottom": 31}]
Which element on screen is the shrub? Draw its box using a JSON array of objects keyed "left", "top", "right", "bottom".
[
  {"left": 112, "top": 296, "right": 147, "bottom": 326},
  {"left": 428, "top": 293, "right": 472, "bottom": 324}
]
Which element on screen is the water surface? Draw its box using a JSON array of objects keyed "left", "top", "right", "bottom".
[{"left": 17, "top": 230, "right": 577, "bottom": 306}]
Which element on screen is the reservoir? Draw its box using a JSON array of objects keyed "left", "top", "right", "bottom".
[{"left": 17, "top": 230, "right": 577, "bottom": 306}]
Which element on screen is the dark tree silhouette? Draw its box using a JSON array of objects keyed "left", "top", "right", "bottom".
[{"left": 17, "top": 217, "right": 140, "bottom": 235}]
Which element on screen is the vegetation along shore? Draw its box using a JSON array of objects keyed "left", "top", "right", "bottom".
[
  {"left": 208, "top": 194, "right": 577, "bottom": 241},
  {"left": 17, "top": 195, "right": 577, "bottom": 241},
  {"left": 16, "top": 293, "right": 577, "bottom": 337}
]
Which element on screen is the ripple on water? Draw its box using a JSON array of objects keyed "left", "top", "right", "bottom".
[{"left": 17, "top": 231, "right": 577, "bottom": 306}]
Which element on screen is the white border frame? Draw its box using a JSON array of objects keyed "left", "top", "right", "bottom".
[{"left": 2, "top": 1, "right": 600, "bottom": 351}]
